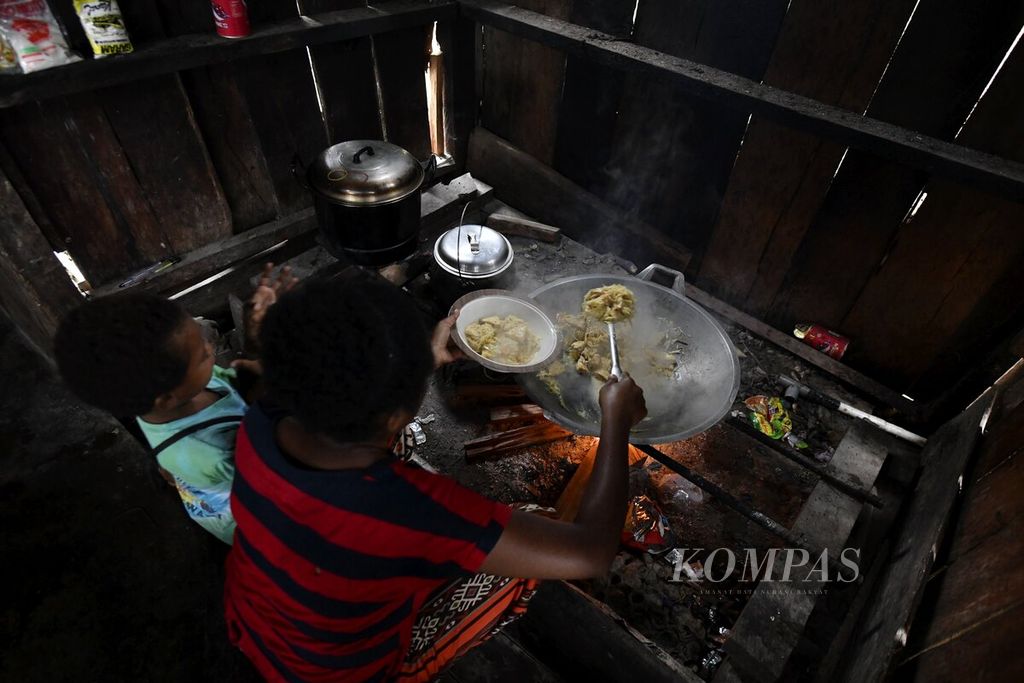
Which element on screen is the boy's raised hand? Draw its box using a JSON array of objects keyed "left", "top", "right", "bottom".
[
  {"left": 245, "top": 263, "right": 300, "bottom": 349},
  {"left": 431, "top": 310, "right": 465, "bottom": 368}
]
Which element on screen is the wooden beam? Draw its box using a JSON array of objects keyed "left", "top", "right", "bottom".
[
  {"left": 90, "top": 172, "right": 489, "bottom": 299},
  {"left": 0, "top": 0, "right": 456, "bottom": 109},
  {"left": 459, "top": 0, "right": 1024, "bottom": 203},
  {"left": 90, "top": 209, "right": 317, "bottom": 299}
]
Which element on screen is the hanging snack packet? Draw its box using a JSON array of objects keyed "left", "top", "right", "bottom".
[
  {"left": 0, "top": 0, "right": 80, "bottom": 73},
  {"left": 73, "top": 0, "right": 132, "bottom": 57}
]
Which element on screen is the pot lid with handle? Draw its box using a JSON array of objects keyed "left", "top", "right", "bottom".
[
  {"left": 308, "top": 140, "right": 425, "bottom": 206},
  {"left": 433, "top": 224, "right": 514, "bottom": 279}
]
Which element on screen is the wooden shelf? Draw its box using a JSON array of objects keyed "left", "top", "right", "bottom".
[{"left": 0, "top": 0, "right": 455, "bottom": 109}]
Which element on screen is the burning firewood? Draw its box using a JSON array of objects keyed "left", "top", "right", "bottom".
[
  {"left": 464, "top": 422, "right": 573, "bottom": 461},
  {"left": 556, "top": 444, "right": 647, "bottom": 521}
]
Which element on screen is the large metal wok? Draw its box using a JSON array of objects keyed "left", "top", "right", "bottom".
[{"left": 517, "top": 264, "right": 740, "bottom": 444}]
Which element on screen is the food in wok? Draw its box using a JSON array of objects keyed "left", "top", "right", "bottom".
[
  {"left": 582, "top": 284, "right": 636, "bottom": 323},
  {"left": 464, "top": 315, "right": 541, "bottom": 365},
  {"left": 537, "top": 282, "right": 688, "bottom": 412}
]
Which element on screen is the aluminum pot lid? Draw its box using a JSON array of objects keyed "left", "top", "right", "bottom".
[
  {"left": 433, "top": 224, "right": 514, "bottom": 279},
  {"left": 308, "top": 140, "right": 424, "bottom": 206}
]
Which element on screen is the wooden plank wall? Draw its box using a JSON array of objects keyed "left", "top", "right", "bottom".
[
  {"left": 476, "top": 0, "right": 1024, "bottom": 404},
  {"left": 0, "top": 0, "right": 433, "bottom": 292},
  {"left": 902, "top": 395, "right": 1024, "bottom": 682},
  {"left": 2, "top": 0, "right": 1022, "bottom": 406}
]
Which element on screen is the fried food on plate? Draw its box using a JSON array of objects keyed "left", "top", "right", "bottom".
[{"left": 465, "top": 315, "right": 540, "bottom": 365}]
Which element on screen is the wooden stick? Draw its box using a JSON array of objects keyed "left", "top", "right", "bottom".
[
  {"left": 464, "top": 422, "right": 572, "bottom": 460},
  {"left": 486, "top": 214, "right": 562, "bottom": 243},
  {"left": 489, "top": 403, "right": 547, "bottom": 428}
]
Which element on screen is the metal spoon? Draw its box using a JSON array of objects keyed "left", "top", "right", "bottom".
[{"left": 607, "top": 321, "right": 623, "bottom": 380}]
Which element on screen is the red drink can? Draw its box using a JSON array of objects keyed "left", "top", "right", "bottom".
[
  {"left": 794, "top": 323, "right": 850, "bottom": 360},
  {"left": 211, "top": 0, "right": 250, "bottom": 39}
]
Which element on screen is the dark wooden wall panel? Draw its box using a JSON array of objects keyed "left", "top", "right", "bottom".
[
  {"left": 302, "top": 1, "right": 383, "bottom": 144},
  {"left": 840, "top": 47, "right": 1024, "bottom": 393},
  {"left": 96, "top": 76, "right": 233, "bottom": 254},
  {"left": 597, "top": 0, "right": 787, "bottom": 253},
  {"left": 0, "top": 99, "right": 163, "bottom": 283},
  {"left": 696, "top": 0, "right": 918, "bottom": 311},
  {"left": 480, "top": 0, "right": 571, "bottom": 165},
  {"left": 180, "top": 64, "right": 280, "bottom": 232},
  {"left": 764, "top": 0, "right": 1024, "bottom": 333},
  {"left": 907, "top": 400, "right": 1024, "bottom": 682},
  {"left": 0, "top": 163, "right": 81, "bottom": 348},
  {"left": 551, "top": 1, "right": 634, "bottom": 192},
  {"left": 375, "top": 25, "right": 432, "bottom": 160}
]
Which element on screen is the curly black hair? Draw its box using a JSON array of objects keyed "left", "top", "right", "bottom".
[
  {"left": 260, "top": 273, "right": 434, "bottom": 444},
  {"left": 54, "top": 293, "right": 191, "bottom": 417}
]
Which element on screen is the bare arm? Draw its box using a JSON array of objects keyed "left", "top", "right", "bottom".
[{"left": 480, "top": 376, "right": 646, "bottom": 579}]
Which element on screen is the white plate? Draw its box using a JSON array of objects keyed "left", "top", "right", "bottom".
[{"left": 450, "top": 290, "right": 559, "bottom": 373}]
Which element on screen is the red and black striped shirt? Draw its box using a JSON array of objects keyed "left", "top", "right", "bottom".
[{"left": 224, "top": 403, "right": 511, "bottom": 682}]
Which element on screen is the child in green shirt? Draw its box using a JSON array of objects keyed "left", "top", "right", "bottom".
[{"left": 54, "top": 265, "right": 295, "bottom": 544}]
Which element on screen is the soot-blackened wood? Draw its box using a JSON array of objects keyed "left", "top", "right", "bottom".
[
  {"left": 148, "top": 0, "right": 215, "bottom": 36},
  {"left": 766, "top": 0, "right": 1024, "bottom": 333},
  {"left": 909, "top": 401, "right": 1024, "bottom": 683},
  {"left": 374, "top": 25, "right": 432, "bottom": 160},
  {"left": 95, "top": 75, "right": 233, "bottom": 257},
  {"left": 696, "top": 0, "right": 917, "bottom": 312},
  {"left": 459, "top": 0, "right": 1024, "bottom": 203},
  {"left": 0, "top": 100, "right": 151, "bottom": 283},
  {"left": 841, "top": 47, "right": 1024, "bottom": 397},
  {"left": 468, "top": 127, "right": 693, "bottom": 272},
  {"left": 838, "top": 394, "right": 993, "bottom": 683},
  {"left": 140, "top": 0, "right": 278, "bottom": 234},
  {"left": 550, "top": 0, "right": 633, "bottom": 192},
  {"left": 600, "top": 0, "right": 787, "bottom": 255},
  {"left": 180, "top": 63, "right": 279, "bottom": 232},
  {"left": 480, "top": 0, "right": 570, "bottom": 166},
  {"left": 0, "top": 165, "right": 81, "bottom": 348},
  {"left": 301, "top": 0, "right": 382, "bottom": 144},
  {"left": 234, "top": 47, "right": 328, "bottom": 215}
]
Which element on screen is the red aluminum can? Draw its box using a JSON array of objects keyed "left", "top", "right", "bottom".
[
  {"left": 794, "top": 323, "right": 850, "bottom": 360},
  {"left": 211, "top": 0, "right": 250, "bottom": 39}
]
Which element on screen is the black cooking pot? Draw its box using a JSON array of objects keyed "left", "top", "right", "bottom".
[{"left": 293, "top": 140, "right": 434, "bottom": 265}]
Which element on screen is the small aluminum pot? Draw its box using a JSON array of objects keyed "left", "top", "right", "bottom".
[
  {"left": 293, "top": 140, "right": 434, "bottom": 265},
  {"left": 431, "top": 224, "right": 515, "bottom": 308}
]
